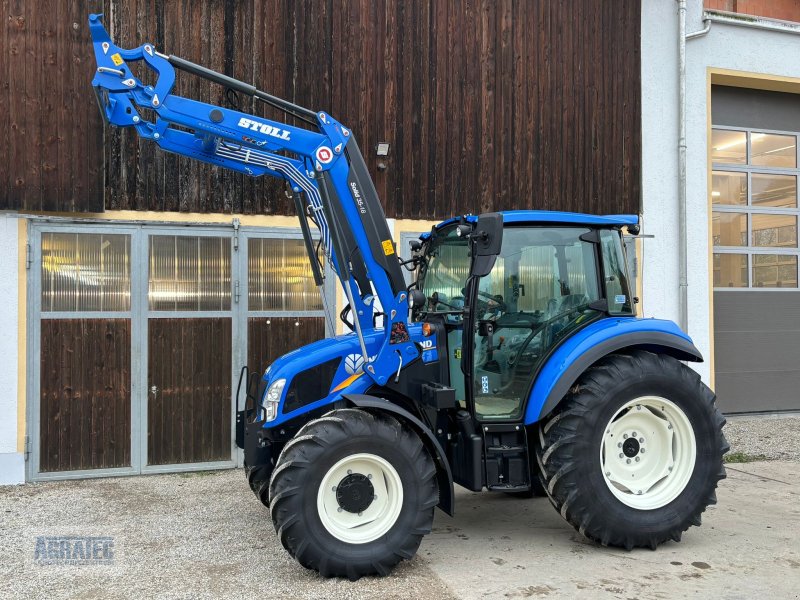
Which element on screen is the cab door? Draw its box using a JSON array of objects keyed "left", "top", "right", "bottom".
[{"left": 464, "top": 226, "right": 604, "bottom": 422}]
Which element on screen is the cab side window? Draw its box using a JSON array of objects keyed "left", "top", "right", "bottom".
[{"left": 600, "top": 230, "right": 634, "bottom": 315}]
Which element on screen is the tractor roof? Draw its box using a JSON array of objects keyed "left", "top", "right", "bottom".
[{"left": 428, "top": 211, "right": 639, "bottom": 235}]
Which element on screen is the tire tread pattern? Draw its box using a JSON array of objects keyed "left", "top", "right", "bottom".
[
  {"left": 268, "top": 408, "right": 439, "bottom": 579},
  {"left": 535, "top": 350, "right": 728, "bottom": 550}
]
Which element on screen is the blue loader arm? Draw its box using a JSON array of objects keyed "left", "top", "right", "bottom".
[{"left": 88, "top": 13, "right": 419, "bottom": 387}]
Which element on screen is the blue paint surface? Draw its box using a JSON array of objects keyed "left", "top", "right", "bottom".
[{"left": 523, "top": 317, "right": 696, "bottom": 425}]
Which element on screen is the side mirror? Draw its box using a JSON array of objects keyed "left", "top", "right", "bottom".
[{"left": 469, "top": 213, "right": 503, "bottom": 277}]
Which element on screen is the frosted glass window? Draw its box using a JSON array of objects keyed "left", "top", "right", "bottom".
[
  {"left": 751, "top": 173, "right": 797, "bottom": 208},
  {"left": 751, "top": 133, "right": 796, "bottom": 168},
  {"left": 711, "top": 171, "right": 747, "bottom": 206},
  {"left": 713, "top": 253, "right": 748, "bottom": 288},
  {"left": 711, "top": 127, "right": 800, "bottom": 289},
  {"left": 753, "top": 255, "right": 798, "bottom": 288},
  {"left": 752, "top": 214, "right": 797, "bottom": 248},
  {"left": 149, "top": 236, "right": 231, "bottom": 311},
  {"left": 713, "top": 212, "right": 747, "bottom": 247},
  {"left": 711, "top": 129, "right": 746, "bottom": 164},
  {"left": 248, "top": 238, "right": 322, "bottom": 311},
  {"left": 41, "top": 233, "right": 131, "bottom": 312}
]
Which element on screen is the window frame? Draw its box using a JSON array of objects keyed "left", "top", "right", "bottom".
[{"left": 712, "top": 125, "right": 800, "bottom": 291}]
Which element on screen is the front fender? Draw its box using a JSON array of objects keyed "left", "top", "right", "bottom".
[
  {"left": 524, "top": 318, "right": 703, "bottom": 425},
  {"left": 343, "top": 394, "right": 455, "bottom": 516}
]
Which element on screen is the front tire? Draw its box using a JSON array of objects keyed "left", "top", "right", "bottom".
[
  {"left": 269, "top": 408, "right": 439, "bottom": 579},
  {"left": 245, "top": 462, "right": 271, "bottom": 507},
  {"left": 535, "top": 350, "right": 728, "bottom": 549}
]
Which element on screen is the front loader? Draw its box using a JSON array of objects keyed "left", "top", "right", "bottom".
[{"left": 88, "top": 14, "right": 728, "bottom": 580}]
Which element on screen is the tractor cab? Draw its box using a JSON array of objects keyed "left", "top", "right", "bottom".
[{"left": 414, "top": 212, "right": 636, "bottom": 423}]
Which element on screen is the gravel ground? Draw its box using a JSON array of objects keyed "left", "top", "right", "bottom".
[
  {"left": 2, "top": 415, "right": 797, "bottom": 599},
  {"left": 0, "top": 470, "right": 456, "bottom": 600},
  {"left": 723, "top": 414, "right": 800, "bottom": 461}
]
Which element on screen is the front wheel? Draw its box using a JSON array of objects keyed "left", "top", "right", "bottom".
[
  {"left": 535, "top": 350, "right": 728, "bottom": 549},
  {"left": 269, "top": 408, "right": 439, "bottom": 579}
]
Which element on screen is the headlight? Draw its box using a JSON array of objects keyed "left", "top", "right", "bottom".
[{"left": 262, "top": 378, "right": 286, "bottom": 422}]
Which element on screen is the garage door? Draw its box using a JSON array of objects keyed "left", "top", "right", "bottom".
[
  {"left": 711, "top": 86, "right": 800, "bottom": 413},
  {"left": 29, "top": 222, "right": 332, "bottom": 480}
]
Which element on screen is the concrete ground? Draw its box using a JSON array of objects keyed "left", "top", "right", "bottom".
[{"left": 2, "top": 461, "right": 799, "bottom": 599}]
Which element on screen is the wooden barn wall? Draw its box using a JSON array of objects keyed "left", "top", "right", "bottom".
[
  {"left": 3, "top": 0, "right": 641, "bottom": 218},
  {"left": 2, "top": 0, "right": 105, "bottom": 212}
]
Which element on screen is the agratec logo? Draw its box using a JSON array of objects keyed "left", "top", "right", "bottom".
[{"left": 236, "top": 117, "right": 291, "bottom": 141}]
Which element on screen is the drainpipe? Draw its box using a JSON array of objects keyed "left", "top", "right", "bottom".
[
  {"left": 677, "top": 4, "right": 711, "bottom": 333},
  {"left": 677, "top": 0, "right": 689, "bottom": 332}
]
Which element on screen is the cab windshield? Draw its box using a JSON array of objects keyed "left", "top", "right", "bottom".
[{"left": 417, "top": 225, "right": 470, "bottom": 314}]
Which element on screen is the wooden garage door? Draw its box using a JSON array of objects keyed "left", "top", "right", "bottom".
[
  {"left": 38, "top": 231, "right": 133, "bottom": 473},
  {"left": 147, "top": 318, "right": 232, "bottom": 465},
  {"left": 146, "top": 234, "right": 233, "bottom": 466},
  {"left": 39, "top": 319, "right": 132, "bottom": 472}
]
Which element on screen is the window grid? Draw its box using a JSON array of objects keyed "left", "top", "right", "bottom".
[{"left": 712, "top": 126, "right": 800, "bottom": 289}]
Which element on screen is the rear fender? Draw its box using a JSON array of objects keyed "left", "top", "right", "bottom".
[
  {"left": 343, "top": 393, "right": 455, "bottom": 516},
  {"left": 524, "top": 318, "right": 703, "bottom": 425}
]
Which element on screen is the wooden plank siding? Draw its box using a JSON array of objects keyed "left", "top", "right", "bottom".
[
  {"left": 147, "top": 318, "right": 232, "bottom": 465},
  {"left": 247, "top": 316, "right": 326, "bottom": 375},
  {"left": 3, "top": 1, "right": 640, "bottom": 218},
  {"left": 2, "top": 0, "right": 104, "bottom": 212},
  {"left": 39, "top": 319, "right": 131, "bottom": 472}
]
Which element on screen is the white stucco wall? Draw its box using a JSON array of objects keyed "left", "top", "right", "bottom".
[
  {"left": 0, "top": 214, "right": 23, "bottom": 484},
  {"left": 641, "top": 0, "right": 800, "bottom": 385}
]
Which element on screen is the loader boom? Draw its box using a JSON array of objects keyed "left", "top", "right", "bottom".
[{"left": 88, "top": 13, "right": 418, "bottom": 385}]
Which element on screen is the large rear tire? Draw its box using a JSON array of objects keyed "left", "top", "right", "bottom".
[
  {"left": 269, "top": 408, "right": 439, "bottom": 579},
  {"left": 535, "top": 350, "right": 728, "bottom": 549}
]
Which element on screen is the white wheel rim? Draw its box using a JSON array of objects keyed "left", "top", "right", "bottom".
[
  {"left": 600, "top": 396, "right": 696, "bottom": 510},
  {"left": 316, "top": 453, "right": 404, "bottom": 544}
]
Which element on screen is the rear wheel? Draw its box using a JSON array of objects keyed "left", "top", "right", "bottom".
[
  {"left": 535, "top": 350, "right": 728, "bottom": 549},
  {"left": 269, "top": 408, "right": 439, "bottom": 579}
]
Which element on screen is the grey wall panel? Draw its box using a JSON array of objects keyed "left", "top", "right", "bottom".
[
  {"left": 712, "top": 85, "right": 800, "bottom": 131},
  {"left": 715, "top": 331, "right": 800, "bottom": 373},
  {"left": 713, "top": 291, "right": 800, "bottom": 413},
  {"left": 714, "top": 371, "right": 800, "bottom": 414}
]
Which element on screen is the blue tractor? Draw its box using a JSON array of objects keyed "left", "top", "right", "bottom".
[{"left": 89, "top": 14, "right": 728, "bottom": 580}]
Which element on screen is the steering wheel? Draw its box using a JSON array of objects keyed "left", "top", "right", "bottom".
[{"left": 477, "top": 290, "right": 507, "bottom": 312}]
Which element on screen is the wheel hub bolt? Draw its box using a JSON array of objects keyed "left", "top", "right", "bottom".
[
  {"left": 347, "top": 469, "right": 353, "bottom": 474},
  {"left": 617, "top": 442, "right": 622, "bottom": 448},
  {"left": 619, "top": 453, "right": 624, "bottom": 459},
  {"left": 623, "top": 434, "right": 628, "bottom": 439},
  {"left": 637, "top": 490, "right": 643, "bottom": 495},
  {"left": 373, "top": 495, "right": 378, "bottom": 500},
  {"left": 635, "top": 457, "right": 640, "bottom": 462},
  {"left": 332, "top": 486, "right": 337, "bottom": 492},
  {"left": 639, "top": 438, "right": 644, "bottom": 444},
  {"left": 636, "top": 405, "right": 642, "bottom": 411},
  {"left": 367, "top": 474, "right": 372, "bottom": 480},
  {"left": 358, "top": 511, "right": 363, "bottom": 516},
  {"left": 337, "top": 507, "right": 343, "bottom": 512},
  {"left": 641, "top": 449, "right": 646, "bottom": 454},
  {"left": 632, "top": 432, "right": 637, "bottom": 437},
  {"left": 626, "top": 459, "right": 631, "bottom": 464},
  {"left": 668, "top": 424, "right": 673, "bottom": 430},
  {"left": 605, "top": 471, "right": 611, "bottom": 476}
]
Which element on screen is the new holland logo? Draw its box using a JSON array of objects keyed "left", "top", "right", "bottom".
[
  {"left": 236, "top": 117, "right": 291, "bottom": 141},
  {"left": 343, "top": 353, "right": 365, "bottom": 375}
]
